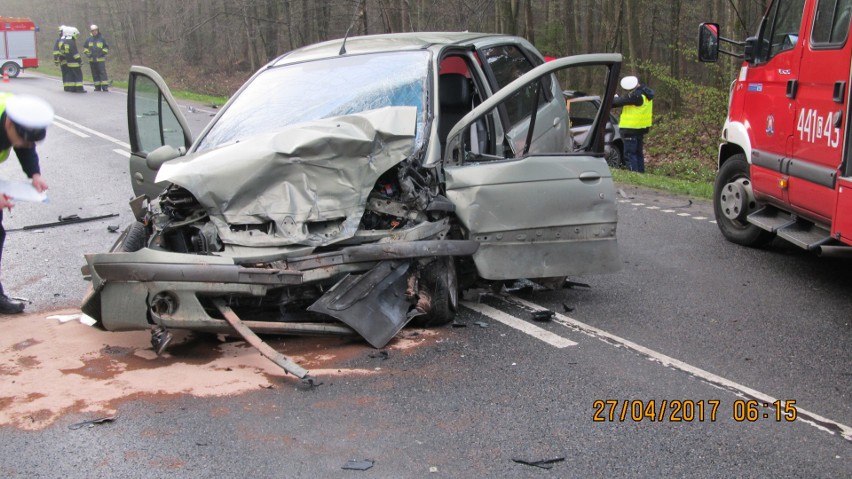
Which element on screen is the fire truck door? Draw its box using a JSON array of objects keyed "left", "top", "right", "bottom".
[
  {"left": 791, "top": 0, "right": 852, "bottom": 222},
  {"left": 744, "top": 0, "right": 807, "bottom": 207}
]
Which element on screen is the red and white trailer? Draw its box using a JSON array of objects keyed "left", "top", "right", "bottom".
[{"left": 0, "top": 17, "right": 38, "bottom": 78}]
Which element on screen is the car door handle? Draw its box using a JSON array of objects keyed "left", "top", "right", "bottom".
[
  {"left": 553, "top": 117, "right": 561, "bottom": 127},
  {"left": 579, "top": 171, "right": 601, "bottom": 181}
]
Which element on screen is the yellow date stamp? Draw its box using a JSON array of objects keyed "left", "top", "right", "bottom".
[{"left": 592, "top": 399, "right": 799, "bottom": 422}]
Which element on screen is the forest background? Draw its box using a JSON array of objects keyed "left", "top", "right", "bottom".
[{"left": 2, "top": 0, "right": 772, "bottom": 188}]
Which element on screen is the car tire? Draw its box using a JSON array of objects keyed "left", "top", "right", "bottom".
[
  {"left": 605, "top": 144, "right": 624, "bottom": 168},
  {"left": 713, "top": 154, "right": 775, "bottom": 246},
  {"left": 2, "top": 62, "right": 20, "bottom": 78},
  {"left": 117, "top": 221, "right": 148, "bottom": 252},
  {"left": 410, "top": 257, "right": 457, "bottom": 328}
]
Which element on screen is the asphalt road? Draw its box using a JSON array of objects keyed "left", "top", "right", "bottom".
[{"left": 0, "top": 73, "right": 849, "bottom": 478}]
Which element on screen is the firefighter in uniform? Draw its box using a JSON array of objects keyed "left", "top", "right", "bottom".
[
  {"left": 53, "top": 26, "right": 71, "bottom": 92},
  {"left": 83, "top": 25, "right": 110, "bottom": 92},
  {"left": 0, "top": 94, "right": 53, "bottom": 313},
  {"left": 61, "top": 27, "right": 85, "bottom": 93},
  {"left": 612, "top": 75, "right": 655, "bottom": 173}
]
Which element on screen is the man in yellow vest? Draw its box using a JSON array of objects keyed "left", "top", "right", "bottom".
[
  {"left": 0, "top": 94, "right": 53, "bottom": 314},
  {"left": 613, "top": 75, "right": 654, "bottom": 172}
]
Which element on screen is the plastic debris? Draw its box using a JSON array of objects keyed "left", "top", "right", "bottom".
[
  {"left": 473, "top": 321, "right": 489, "bottom": 328},
  {"left": 562, "top": 303, "right": 575, "bottom": 313},
  {"left": 342, "top": 459, "right": 374, "bottom": 471},
  {"left": 68, "top": 415, "right": 118, "bottom": 430},
  {"left": 512, "top": 457, "right": 565, "bottom": 470},
  {"left": 531, "top": 310, "right": 554, "bottom": 322},
  {"left": 368, "top": 351, "right": 389, "bottom": 360},
  {"left": 107, "top": 225, "right": 120, "bottom": 233},
  {"left": 46, "top": 314, "right": 81, "bottom": 323}
]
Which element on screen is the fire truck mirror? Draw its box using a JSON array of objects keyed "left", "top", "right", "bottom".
[{"left": 698, "top": 23, "right": 720, "bottom": 63}]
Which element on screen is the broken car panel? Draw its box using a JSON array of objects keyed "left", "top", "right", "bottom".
[{"left": 83, "top": 33, "right": 622, "bottom": 377}]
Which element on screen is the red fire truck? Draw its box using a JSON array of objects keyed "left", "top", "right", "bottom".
[
  {"left": 699, "top": 0, "right": 852, "bottom": 257},
  {"left": 0, "top": 17, "right": 38, "bottom": 78}
]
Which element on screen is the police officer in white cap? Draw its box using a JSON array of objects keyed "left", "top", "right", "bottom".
[
  {"left": 0, "top": 93, "right": 53, "bottom": 313},
  {"left": 612, "top": 75, "right": 655, "bottom": 172}
]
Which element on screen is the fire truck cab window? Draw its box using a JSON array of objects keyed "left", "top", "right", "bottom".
[
  {"left": 756, "top": 0, "right": 807, "bottom": 61},
  {"left": 812, "top": 0, "right": 852, "bottom": 46}
]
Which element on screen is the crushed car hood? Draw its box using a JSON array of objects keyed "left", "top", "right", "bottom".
[{"left": 156, "top": 106, "right": 417, "bottom": 247}]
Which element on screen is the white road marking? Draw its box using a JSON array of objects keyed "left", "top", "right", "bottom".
[
  {"left": 461, "top": 301, "right": 576, "bottom": 348},
  {"left": 646, "top": 206, "right": 660, "bottom": 210},
  {"left": 677, "top": 212, "right": 691, "bottom": 217},
  {"left": 631, "top": 202, "right": 645, "bottom": 206},
  {"left": 51, "top": 121, "right": 89, "bottom": 138},
  {"left": 501, "top": 294, "right": 852, "bottom": 443},
  {"left": 113, "top": 149, "right": 130, "bottom": 158},
  {"left": 54, "top": 115, "right": 131, "bottom": 149},
  {"left": 692, "top": 216, "right": 708, "bottom": 220},
  {"left": 662, "top": 209, "right": 675, "bottom": 213}
]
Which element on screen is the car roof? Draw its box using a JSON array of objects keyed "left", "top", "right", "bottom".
[{"left": 274, "top": 31, "right": 520, "bottom": 65}]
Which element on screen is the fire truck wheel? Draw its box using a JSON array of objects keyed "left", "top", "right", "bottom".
[
  {"left": 2, "top": 62, "right": 20, "bottom": 78},
  {"left": 713, "top": 154, "right": 775, "bottom": 247}
]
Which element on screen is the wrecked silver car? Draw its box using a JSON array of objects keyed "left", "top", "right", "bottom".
[{"left": 82, "top": 33, "right": 622, "bottom": 378}]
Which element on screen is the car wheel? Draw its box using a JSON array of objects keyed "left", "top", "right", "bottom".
[
  {"left": 605, "top": 144, "right": 623, "bottom": 168},
  {"left": 410, "top": 257, "right": 457, "bottom": 328},
  {"left": 713, "top": 154, "right": 775, "bottom": 246},
  {"left": 116, "top": 221, "right": 148, "bottom": 252},
  {"left": 2, "top": 62, "right": 20, "bottom": 78}
]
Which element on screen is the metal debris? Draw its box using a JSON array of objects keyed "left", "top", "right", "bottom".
[
  {"left": 512, "top": 457, "right": 565, "bottom": 470},
  {"left": 563, "top": 280, "right": 591, "bottom": 289},
  {"left": 531, "top": 310, "right": 554, "bottom": 322},
  {"left": 342, "top": 459, "right": 374, "bottom": 471},
  {"left": 68, "top": 415, "right": 118, "bottom": 430},
  {"left": 107, "top": 225, "right": 120, "bottom": 233},
  {"left": 473, "top": 321, "right": 489, "bottom": 328},
  {"left": 213, "top": 299, "right": 309, "bottom": 379},
  {"left": 562, "top": 303, "right": 575, "bottom": 313},
  {"left": 8, "top": 213, "right": 119, "bottom": 232}
]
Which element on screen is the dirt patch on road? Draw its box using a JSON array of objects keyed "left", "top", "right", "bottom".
[{"left": 0, "top": 309, "right": 439, "bottom": 430}]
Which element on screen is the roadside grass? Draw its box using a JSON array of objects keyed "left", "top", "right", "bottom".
[
  {"left": 612, "top": 168, "right": 714, "bottom": 200},
  {"left": 27, "top": 65, "right": 229, "bottom": 107}
]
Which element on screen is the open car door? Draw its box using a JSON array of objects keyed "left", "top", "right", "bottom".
[
  {"left": 127, "top": 66, "right": 193, "bottom": 199},
  {"left": 443, "top": 54, "right": 622, "bottom": 280}
]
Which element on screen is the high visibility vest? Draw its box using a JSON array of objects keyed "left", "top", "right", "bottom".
[
  {"left": 0, "top": 93, "right": 13, "bottom": 163},
  {"left": 619, "top": 95, "right": 653, "bottom": 129}
]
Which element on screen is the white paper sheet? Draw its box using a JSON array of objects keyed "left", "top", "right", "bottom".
[{"left": 0, "top": 179, "right": 48, "bottom": 203}]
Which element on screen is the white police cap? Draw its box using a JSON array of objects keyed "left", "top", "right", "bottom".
[
  {"left": 6, "top": 94, "right": 54, "bottom": 130},
  {"left": 620, "top": 76, "right": 639, "bottom": 90}
]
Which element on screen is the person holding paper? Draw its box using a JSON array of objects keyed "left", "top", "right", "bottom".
[{"left": 0, "top": 94, "right": 53, "bottom": 314}]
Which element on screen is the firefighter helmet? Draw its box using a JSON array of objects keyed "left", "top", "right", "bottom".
[{"left": 90, "top": 25, "right": 98, "bottom": 32}]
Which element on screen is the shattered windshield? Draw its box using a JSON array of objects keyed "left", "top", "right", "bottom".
[{"left": 196, "top": 51, "right": 430, "bottom": 152}]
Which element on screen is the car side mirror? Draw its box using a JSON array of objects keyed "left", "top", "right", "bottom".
[
  {"left": 698, "top": 23, "right": 720, "bottom": 62},
  {"left": 743, "top": 36, "right": 757, "bottom": 63},
  {"left": 146, "top": 144, "right": 185, "bottom": 171}
]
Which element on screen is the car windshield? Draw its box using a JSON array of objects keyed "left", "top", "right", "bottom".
[{"left": 196, "top": 51, "right": 430, "bottom": 152}]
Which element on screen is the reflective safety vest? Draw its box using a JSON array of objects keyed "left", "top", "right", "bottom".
[
  {"left": 0, "top": 93, "right": 13, "bottom": 163},
  {"left": 619, "top": 95, "right": 653, "bottom": 129}
]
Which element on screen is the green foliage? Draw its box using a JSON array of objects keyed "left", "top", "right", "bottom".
[
  {"left": 621, "top": 54, "right": 731, "bottom": 187},
  {"left": 612, "top": 169, "right": 714, "bottom": 200}
]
